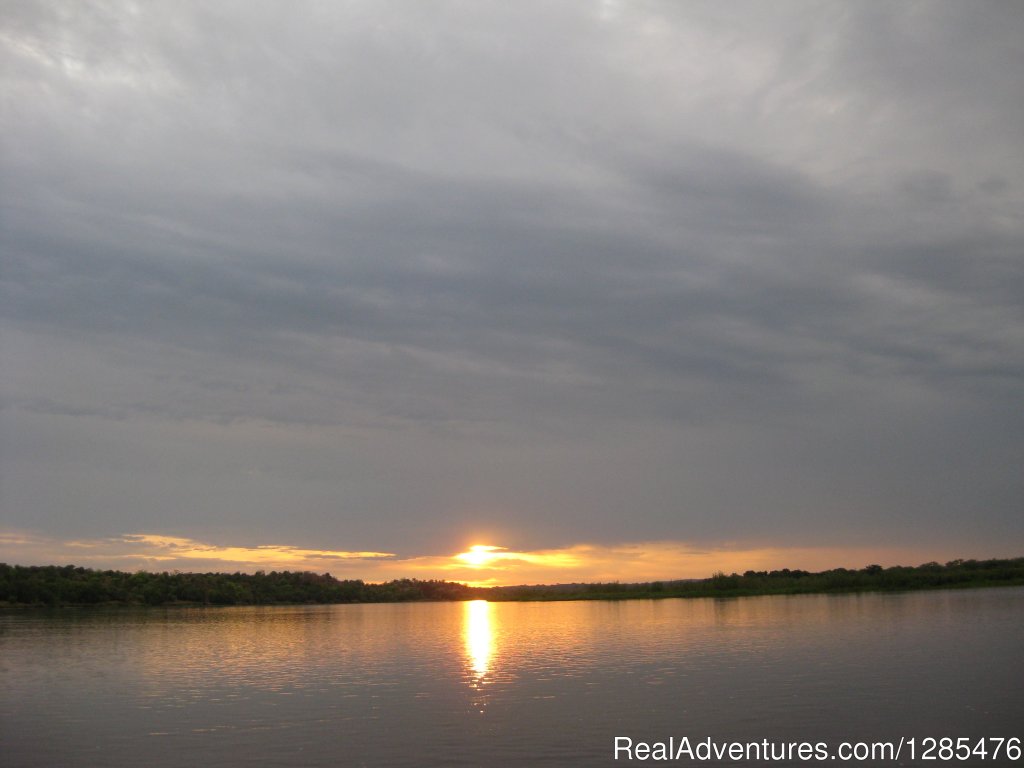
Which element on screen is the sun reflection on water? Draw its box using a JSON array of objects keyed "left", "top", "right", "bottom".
[{"left": 464, "top": 599, "right": 493, "bottom": 684}]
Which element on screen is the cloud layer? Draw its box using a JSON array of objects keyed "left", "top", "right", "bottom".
[{"left": 2, "top": 1, "right": 1022, "bottom": 568}]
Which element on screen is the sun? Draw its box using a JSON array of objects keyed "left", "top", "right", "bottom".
[{"left": 456, "top": 544, "right": 504, "bottom": 567}]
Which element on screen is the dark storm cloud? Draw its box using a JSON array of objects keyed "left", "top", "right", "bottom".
[{"left": 2, "top": 1, "right": 1022, "bottom": 556}]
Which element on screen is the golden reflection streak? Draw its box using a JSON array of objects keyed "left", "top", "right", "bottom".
[{"left": 464, "top": 599, "right": 493, "bottom": 682}]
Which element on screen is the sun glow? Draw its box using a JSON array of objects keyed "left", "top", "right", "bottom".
[{"left": 456, "top": 544, "right": 505, "bottom": 567}]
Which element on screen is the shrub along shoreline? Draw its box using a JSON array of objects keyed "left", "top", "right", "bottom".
[{"left": 1, "top": 557, "right": 1023, "bottom": 608}]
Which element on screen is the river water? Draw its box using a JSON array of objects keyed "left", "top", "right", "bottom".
[{"left": 2, "top": 587, "right": 1022, "bottom": 766}]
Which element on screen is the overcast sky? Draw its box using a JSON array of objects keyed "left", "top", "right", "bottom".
[{"left": 2, "top": 1, "right": 1022, "bottom": 582}]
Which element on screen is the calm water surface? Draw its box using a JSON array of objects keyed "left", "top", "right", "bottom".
[{"left": 2, "top": 588, "right": 1022, "bottom": 766}]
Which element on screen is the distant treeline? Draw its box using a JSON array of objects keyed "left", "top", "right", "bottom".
[
  {"left": 489, "top": 557, "right": 1024, "bottom": 601},
  {"left": 0, "top": 565, "right": 479, "bottom": 607},
  {"left": 2, "top": 557, "right": 1023, "bottom": 607}
]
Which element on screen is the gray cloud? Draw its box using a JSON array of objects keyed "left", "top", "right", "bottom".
[{"left": 2, "top": 1, "right": 1022, "bottom": 560}]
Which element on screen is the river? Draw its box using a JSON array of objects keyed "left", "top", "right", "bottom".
[{"left": 2, "top": 587, "right": 1022, "bottom": 766}]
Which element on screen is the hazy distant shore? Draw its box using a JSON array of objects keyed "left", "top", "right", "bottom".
[{"left": 2, "top": 557, "right": 1023, "bottom": 608}]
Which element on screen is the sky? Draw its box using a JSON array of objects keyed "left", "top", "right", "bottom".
[{"left": 2, "top": 1, "right": 1022, "bottom": 585}]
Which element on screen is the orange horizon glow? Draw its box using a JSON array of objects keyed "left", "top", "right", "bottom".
[
  {"left": 456, "top": 545, "right": 506, "bottom": 567},
  {"left": 0, "top": 528, "right": 1012, "bottom": 588}
]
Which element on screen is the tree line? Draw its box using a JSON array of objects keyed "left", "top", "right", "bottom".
[
  {"left": 0, "top": 565, "right": 482, "bottom": 606},
  {"left": 487, "top": 557, "right": 1024, "bottom": 601},
  {"left": 1, "top": 556, "right": 1022, "bottom": 607}
]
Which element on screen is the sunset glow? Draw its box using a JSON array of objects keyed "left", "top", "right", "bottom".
[
  {"left": 457, "top": 545, "right": 505, "bottom": 567},
  {"left": 0, "top": 528, "right": 996, "bottom": 588}
]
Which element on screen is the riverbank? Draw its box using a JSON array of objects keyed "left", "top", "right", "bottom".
[{"left": 2, "top": 557, "right": 1023, "bottom": 607}]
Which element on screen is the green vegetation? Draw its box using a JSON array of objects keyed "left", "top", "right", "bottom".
[
  {"left": 1, "top": 557, "right": 1023, "bottom": 607},
  {"left": 488, "top": 557, "right": 1024, "bottom": 601},
  {"left": 0, "top": 565, "right": 477, "bottom": 607}
]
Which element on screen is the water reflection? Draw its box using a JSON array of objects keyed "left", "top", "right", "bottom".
[
  {"left": 3, "top": 590, "right": 1023, "bottom": 767},
  {"left": 463, "top": 600, "right": 493, "bottom": 684}
]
